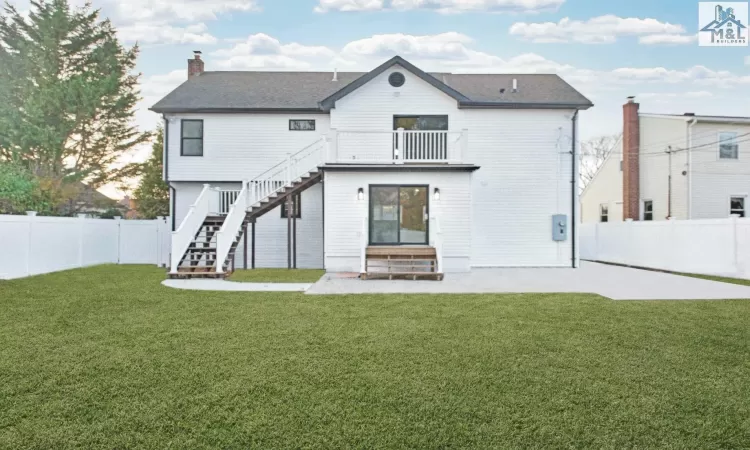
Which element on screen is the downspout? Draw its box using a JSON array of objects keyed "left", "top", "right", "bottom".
[
  {"left": 571, "top": 109, "right": 579, "bottom": 268},
  {"left": 687, "top": 117, "right": 697, "bottom": 219},
  {"left": 162, "top": 114, "right": 169, "bottom": 183}
]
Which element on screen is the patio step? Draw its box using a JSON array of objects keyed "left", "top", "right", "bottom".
[{"left": 363, "top": 246, "right": 441, "bottom": 281}]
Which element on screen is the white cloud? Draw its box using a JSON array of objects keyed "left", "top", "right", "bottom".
[
  {"left": 106, "top": 0, "right": 260, "bottom": 23},
  {"left": 639, "top": 33, "right": 697, "bottom": 45},
  {"left": 213, "top": 33, "right": 337, "bottom": 69},
  {"left": 639, "top": 91, "right": 712, "bottom": 100},
  {"left": 118, "top": 23, "right": 218, "bottom": 45},
  {"left": 316, "top": 0, "right": 564, "bottom": 13},
  {"left": 510, "top": 15, "right": 686, "bottom": 44},
  {"left": 315, "top": 0, "right": 385, "bottom": 13}
]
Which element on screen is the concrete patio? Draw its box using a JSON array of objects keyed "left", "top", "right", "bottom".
[{"left": 306, "top": 262, "right": 750, "bottom": 300}]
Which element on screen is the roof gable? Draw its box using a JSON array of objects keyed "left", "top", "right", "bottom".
[{"left": 318, "top": 56, "right": 470, "bottom": 111}]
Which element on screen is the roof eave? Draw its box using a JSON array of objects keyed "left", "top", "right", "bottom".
[
  {"left": 458, "top": 101, "right": 594, "bottom": 110},
  {"left": 149, "top": 107, "right": 327, "bottom": 114}
]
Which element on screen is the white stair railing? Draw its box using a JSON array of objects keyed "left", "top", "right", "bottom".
[
  {"left": 430, "top": 216, "right": 444, "bottom": 274},
  {"left": 248, "top": 136, "right": 327, "bottom": 207},
  {"left": 360, "top": 215, "right": 368, "bottom": 274},
  {"left": 215, "top": 181, "right": 249, "bottom": 274},
  {"left": 170, "top": 184, "right": 218, "bottom": 273}
]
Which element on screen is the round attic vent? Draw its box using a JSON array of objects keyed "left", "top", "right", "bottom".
[{"left": 388, "top": 72, "right": 405, "bottom": 88}]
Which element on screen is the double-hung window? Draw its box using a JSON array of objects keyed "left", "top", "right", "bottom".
[
  {"left": 181, "top": 120, "right": 203, "bottom": 156},
  {"left": 643, "top": 200, "right": 654, "bottom": 221},
  {"left": 600, "top": 204, "right": 609, "bottom": 223},
  {"left": 730, "top": 197, "right": 745, "bottom": 218},
  {"left": 719, "top": 132, "right": 739, "bottom": 160}
]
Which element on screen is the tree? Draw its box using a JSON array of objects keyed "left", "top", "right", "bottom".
[
  {"left": 579, "top": 134, "right": 622, "bottom": 189},
  {"left": 132, "top": 128, "right": 169, "bottom": 219},
  {"left": 0, "top": 0, "right": 150, "bottom": 206},
  {"left": 0, "top": 161, "right": 50, "bottom": 214}
]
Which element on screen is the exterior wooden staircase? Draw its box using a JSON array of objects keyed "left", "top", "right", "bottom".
[
  {"left": 362, "top": 246, "right": 443, "bottom": 281},
  {"left": 169, "top": 170, "right": 322, "bottom": 279}
]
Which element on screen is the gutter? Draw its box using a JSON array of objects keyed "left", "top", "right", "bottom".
[
  {"left": 571, "top": 109, "right": 579, "bottom": 268},
  {"left": 459, "top": 101, "right": 594, "bottom": 110},
  {"left": 686, "top": 117, "right": 698, "bottom": 219}
]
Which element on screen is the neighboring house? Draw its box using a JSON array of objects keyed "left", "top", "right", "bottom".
[
  {"left": 151, "top": 52, "right": 592, "bottom": 279},
  {"left": 582, "top": 97, "right": 750, "bottom": 223},
  {"left": 61, "top": 182, "right": 119, "bottom": 217}
]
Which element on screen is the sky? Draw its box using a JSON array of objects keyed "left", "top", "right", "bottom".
[{"left": 6, "top": 0, "right": 750, "bottom": 197}]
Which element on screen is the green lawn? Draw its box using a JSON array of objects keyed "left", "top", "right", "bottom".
[
  {"left": 228, "top": 268, "right": 325, "bottom": 283},
  {"left": 1, "top": 266, "right": 749, "bottom": 449},
  {"left": 676, "top": 272, "right": 750, "bottom": 287}
]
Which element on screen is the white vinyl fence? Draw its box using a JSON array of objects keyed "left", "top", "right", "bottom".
[
  {"left": 580, "top": 217, "right": 750, "bottom": 279},
  {"left": 0, "top": 213, "right": 171, "bottom": 280}
]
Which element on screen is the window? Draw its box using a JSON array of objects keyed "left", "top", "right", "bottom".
[
  {"left": 600, "top": 204, "right": 609, "bottom": 223},
  {"left": 281, "top": 194, "right": 301, "bottom": 218},
  {"left": 643, "top": 200, "right": 653, "bottom": 221},
  {"left": 289, "top": 119, "right": 315, "bottom": 131},
  {"left": 181, "top": 120, "right": 203, "bottom": 156},
  {"left": 730, "top": 197, "right": 745, "bottom": 218},
  {"left": 719, "top": 132, "right": 739, "bottom": 159}
]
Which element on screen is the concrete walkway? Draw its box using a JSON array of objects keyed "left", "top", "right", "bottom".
[
  {"left": 306, "top": 262, "right": 750, "bottom": 300},
  {"left": 162, "top": 279, "right": 312, "bottom": 292}
]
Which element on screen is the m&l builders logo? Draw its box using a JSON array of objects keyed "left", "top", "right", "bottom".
[{"left": 700, "top": 3, "right": 748, "bottom": 46}]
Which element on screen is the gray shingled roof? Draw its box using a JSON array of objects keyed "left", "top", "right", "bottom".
[{"left": 150, "top": 58, "right": 592, "bottom": 113}]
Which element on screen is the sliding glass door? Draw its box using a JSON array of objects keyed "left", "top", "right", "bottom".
[{"left": 369, "top": 185, "right": 429, "bottom": 245}]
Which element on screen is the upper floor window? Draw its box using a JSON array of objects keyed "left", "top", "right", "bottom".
[
  {"left": 181, "top": 120, "right": 203, "bottom": 156},
  {"left": 600, "top": 204, "right": 609, "bottom": 223},
  {"left": 730, "top": 197, "right": 745, "bottom": 217},
  {"left": 290, "top": 119, "right": 315, "bottom": 131},
  {"left": 643, "top": 200, "right": 653, "bottom": 221},
  {"left": 719, "top": 132, "right": 738, "bottom": 159}
]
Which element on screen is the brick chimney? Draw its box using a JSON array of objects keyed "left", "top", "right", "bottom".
[
  {"left": 623, "top": 96, "right": 640, "bottom": 220},
  {"left": 188, "top": 51, "right": 204, "bottom": 78}
]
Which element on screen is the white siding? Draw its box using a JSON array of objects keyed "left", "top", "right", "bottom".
[
  {"left": 323, "top": 171, "right": 472, "bottom": 273},
  {"left": 464, "top": 109, "right": 575, "bottom": 267},
  {"left": 689, "top": 121, "right": 750, "bottom": 219},
  {"left": 167, "top": 113, "right": 330, "bottom": 182},
  {"left": 580, "top": 153, "right": 623, "bottom": 223},
  {"left": 171, "top": 182, "right": 324, "bottom": 269},
  {"left": 330, "top": 65, "right": 464, "bottom": 161},
  {"left": 639, "top": 116, "right": 689, "bottom": 220}
]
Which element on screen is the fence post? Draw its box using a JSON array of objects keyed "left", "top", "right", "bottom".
[
  {"left": 114, "top": 216, "right": 122, "bottom": 264},
  {"left": 26, "top": 211, "right": 36, "bottom": 277},
  {"left": 732, "top": 214, "right": 739, "bottom": 273},
  {"left": 77, "top": 214, "right": 86, "bottom": 268},
  {"left": 624, "top": 219, "right": 634, "bottom": 266}
]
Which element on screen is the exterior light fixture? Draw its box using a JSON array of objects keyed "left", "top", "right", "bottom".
[
  {"left": 433, "top": 187, "right": 440, "bottom": 201},
  {"left": 357, "top": 188, "right": 364, "bottom": 200}
]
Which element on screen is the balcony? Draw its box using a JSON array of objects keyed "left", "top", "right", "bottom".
[{"left": 327, "top": 129, "right": 468, "bottom": 164}]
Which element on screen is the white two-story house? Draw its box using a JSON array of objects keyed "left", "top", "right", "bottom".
[
  {"left": 581, "top": 97, "right": 750, "bottom": 223},
  {"left": 151, "top": 53, "right": 593, "bottom": 279}
]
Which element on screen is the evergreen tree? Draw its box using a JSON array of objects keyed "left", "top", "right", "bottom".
[
  {"left": 0, "top": 0, "right": 150, "bottom": 200},
  {"left": 133, "top": 128, "right": 169, "bottom": 219}
]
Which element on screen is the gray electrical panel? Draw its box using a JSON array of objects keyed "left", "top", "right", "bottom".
[{"left": 552, "top": 214, "right": 568, "bottom": 241}]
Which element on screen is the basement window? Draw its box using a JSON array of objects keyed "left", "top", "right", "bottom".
[
  {"left": 719, "top": 132, "right": 739, "bottom": 159},
  {"left": 643, "top": 200, "right": 653, "bottom": 221},
  {"left": 730, "top": 197, "right": 745, "bottom": 218},
  {"left": 181, "top": 120, "right": 203, "bottom": 156},
  {"left": 281, "top": 194, "right": 301, "bottom": 219},
  {"left": 289, "top": 119, "right": 316, "bottom": 131},
  {"left": 600, "top": 204, "right": 609, "bottom": 223}
]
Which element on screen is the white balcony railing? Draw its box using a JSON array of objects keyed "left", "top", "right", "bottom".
[{"left": 329, "top": 128, "right": 467, "bottom": 164}]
